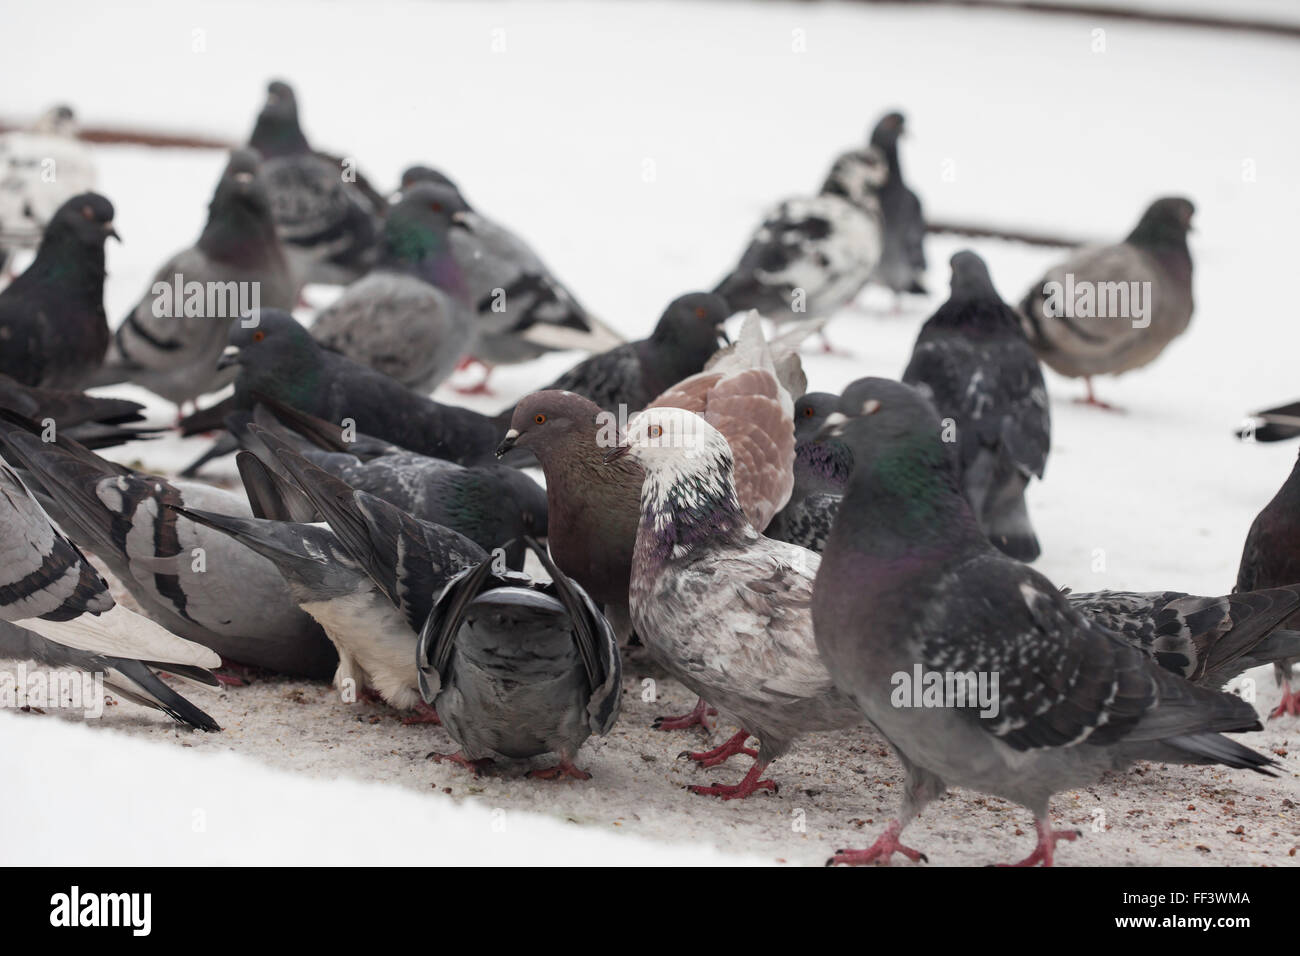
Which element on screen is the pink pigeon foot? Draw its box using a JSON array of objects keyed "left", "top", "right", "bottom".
[
  {"left": 1269, "top": 683, "right": 1300, "bottom": 719},
  {"left": 998, "top": 819, "right": 1079, "bottom": 867},
  {"left": 688, "top": 759, "right": 777, "bottom": 800},
  {"left": 1074, "top": 377, "right": 1125, "bottom": 413},
  {"left": 679, "top": 729, "right": 757, "bottom": 768},
  {"left": 426, "top": 751, "right": 494, "bottom": 775},
  {"left": 827, "top": 819, "right": 929, "bottom": 866},
  {"left": 401, "top": 701, "right": 442, "bottom": 725},
  {"left": 528, "top": 759, "right": 591, "bottom": 781},
  {"left": 653, "top": 697, "right": 717, "bottom": 731}
]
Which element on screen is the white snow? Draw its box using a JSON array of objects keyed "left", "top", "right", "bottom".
[{"left": 1, "top": 0, "right": 1298, "bottom": 865}]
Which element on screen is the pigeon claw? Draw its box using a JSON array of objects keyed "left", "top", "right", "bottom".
[
  {"left": 997, "top": 820, "right": 1079, "bottom": 867},
  {"left": 1267, "top": 685, "right": 1300, "bottom": 719},
  {"left": 652, "top": 697, "right": 717, "bottom": 732},
  {"left": 401, "top": 701, "right": 442, "bottom": 725},
  {"left": 679, "top": 729, "right": 758, "bottom": 768},
  {"left": 528, "top": 760, "right": 592, "bottom": 781},
  {"left": 826, "top": 820, "right": 927, "bottom": 866},
  {"left": 687, "top": 760, "right": 776, "bottom": 800},
  {"left": 426, "top": 751, "right": 494, "bottom": 776}
]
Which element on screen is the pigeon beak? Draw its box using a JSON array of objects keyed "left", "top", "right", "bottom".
[
  {"left": 603, "top": 444, "right": 630, "bottom": 464},
  {"left": 216, "top": 345, "right": 241, "bottom": 371},
  {"left": 104, "top": 223, "right": 120, "bottom": 241},
  {"left": 495, "top": 429, "right": 519, "bottom": 458}
]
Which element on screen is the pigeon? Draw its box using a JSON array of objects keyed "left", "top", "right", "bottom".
[
  {"left": 866, "top": 112, "right": 927, "bottom": 300},
  {"left": 1236, "top": 398, "right": 1300, "bottom": 443},
  {"left": 417, "top": 537, "right": 621, "bottom": 778},
  {"left": 0, "top": 105, "right": 96, "bottom": 275},
  {"left": 1019, "top": 196, "right": 1195, "bottom": 409},
  {"left": 0, "top": 456, "right": 221, "bottom": 730},
  {"left": 902, "top": 251, "right": 1050, "bottom": 561},
  {"left": 713, "top": 147, "right": 886, "bottom": 333},
  {"left": 609, "top": 406, "right": 863, "bottom": 797},
  {"left": 247, "top": 80, "right": 386, "bottom": 285},
  {"left": 812, "top": 378, "right": 1272, "bottom": 866},
  {"left": 201, "top": 308, "right": 509, "bottom": 467},
  {"left": 0, "top": 373, "right": 158, "bottom": 449},
  {"left": 0, "top": 412, "right": 336, "bottom": 679},
  {"left": 385, "top": 179, "right": 622, "bottom": 394},
  {"left": 233, "top": 402, "right": 546, "bottom": 568},
  {"left": 0, "top": 192, "right": 116, "bottom": 389},
  {"left": 397, "top": 165, "right": 461, "bottom": 196},
  {"left": 1069, "top": 586, "right": 1300, "bottom": 692},
  {"left": 527, "top": 292, "right": 731, "bottom": 415},
  {"left": 766, "top": 392, "right": 851, "bottom": 553},
  {"left": 232, "top": 438, "right": 485, "bottom": 713},
  {"left": 97, "top": 149, "right": 297, "bottom": 410},
  {"left": 1235, "top": 450, "right": 1300, "bottom": 717},
  {"left": 309, "top": 183, "right": 476, "bottom": 391}
]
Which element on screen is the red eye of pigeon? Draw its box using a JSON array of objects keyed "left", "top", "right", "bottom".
[
  {"left": 252, "top": 330, "right": 266, "bottom": 343},
  {"left": 694, "top": 307, "right": 707, "bottom": 319},
  {"left": 431, "top": 202, "right": 442, "bottom": 213},
  {"left": 81, "top": 205, "right": 94, "bottom": 221},
  {"left": 534, "top": 414, "right": 546, "bottom": 425},
  {"left": 803, "top": 406, "right": 815, "bottom": 418}
]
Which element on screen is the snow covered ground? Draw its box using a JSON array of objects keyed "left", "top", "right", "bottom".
[{"left": 1, "top": 0, "right": 1298, "bottom": 865}]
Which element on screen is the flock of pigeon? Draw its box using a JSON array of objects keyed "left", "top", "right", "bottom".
[{"left": 1, "top": 82, "right": 1297, "bottom": 867}]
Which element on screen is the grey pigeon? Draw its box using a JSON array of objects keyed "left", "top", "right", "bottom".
[
  {"left": 766, "top": 392, "right": 850, "bottom": 553},
  {"left": 417, "top": 536, "right": 621, "bottom": 778},
  {"left": 0, "top": 456, "right": 221, "bottom": 730},
  {"left": 526, "top": 292, "right": 731, "bottom": 415},
  {"left": 1019, "top": 196, "right": 1195, "bottom": 409},
  {"left": 310, "top": 184, "right": 476, "bottom": 391},
  {"left": 867, "top": 112, "right": 927, "bottom": 300},
  {"left": 391, "top": 180, "right": 622, "bottom": 394},
  {"left": 612, "top": 406, "right": 862, "bottom": 797},
  {"left": 247, "top": 80, "right": 386, "bottom": 285},
  {"left": 1070, "top": 586, "right": 1300, "bottom": 693},
  {"left": 0, "top": 105, "right": 96, "bottom": 274},
  {"left": 99, "top": 149, "right": 297, "bottom": 409},
  {"left": 0, "top": 373, "right": 159, "bottom": 449},
  {"left": 812, "top": 378, "right": 1272, "bottom": 866},
  {"left": 198, "top": 308, "right": 510, "bottom": 468},
  {"left": 237, "top": 407, "right": 545, "bottom": 568},
  {"left": 713, "top": 147, "right": 885, "bottom": 332},
  {"left": 0, "top": 193, "right": 116, "bottom": 389},
  {"left": 1235, "top": 450, "right": 1300, "bottom": 718},
  {"left": 903, "top": 251, "right": 1050, "bottom": 561},
  {"left": 0, "top": 413, "right": 336, "bottom": 679}
]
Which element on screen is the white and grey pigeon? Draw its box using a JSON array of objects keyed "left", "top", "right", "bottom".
[
  {"left": 309, "top": 183, "right": 477, "bottom": 392},
  {"left": 97, "top": 149, "right": 297, "bottom": 410},
  {"left": 247, "top": 80, "right": 386, "bottom": 286},
  {"left": 812, "top": 378, "right": 1273, "bottom": 867},
  {"left": 1019, "top": 196, "right": 1195, "bottom": 409},
  {"left": 0, "top": 414, "right": 336, "bottom": 679},
  {"left": 0, "top": 456, "right": 221, "bottom": 730},
  {"left": 393, "top": 179, "right": 623, "bottom": 394},
  {"left": 902, "top": 251, "right": 1050, "bottom": 561},
  {"left": 713, "top": 147, "right": 886, "bottom": 346},
  {"left": 0, "top": 105, "right": 96, "bottom": 277},
  {"left": 417, "top": 537, "right": 621, "bottom": 779},
  {"left": 866, "top": 111, "right": 927, "bottom": 301},
  {"left": 611, "top": 406, "right": 863, "bottom": 798}
]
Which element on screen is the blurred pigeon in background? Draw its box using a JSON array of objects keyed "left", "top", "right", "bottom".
[
  {"left": 1236, "top": 398, "right": 1300, "bottom": 443},
  {"left": 0, "top": 105, "right": 96, "bottom": 277},
  {"left": 1019, "top": 197, "right": 1195, "bottom": 409},
  {"left": 866, "top": 112, "right": 927, "bottom": 302},
  {"left": 96, "top": 149, "right": 297, "bottom": 411},
  {"left": 0, "top": 192, "right": 116, "bottom": 389},
  {"left": 417, "top": 537, "right": 621, "bottom": 778},
  {"left": 903, "top": 251, "right": 1050, "bottom": 561}
]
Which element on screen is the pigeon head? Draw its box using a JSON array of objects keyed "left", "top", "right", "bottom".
[
  {"left": 249, "top": 79, "right": 309, "bottom": 157},
  {"left": 398, "top": 165, "right": 465, "bottom": 202},
  {"left": 221, "top": 309, "right": 321, "bottom": 398},
  {"left": 650, "top": 292, "right": 732, "bottom": 356},
  {"left": 45, "top": 193, "right": 119, "bottom": 249},
  {"left": 869, "top": 111, "right": 906, "bottom": 146},
  {"left": 611, "top": 407, "right": 748, "bottom": 556},
  {"left": 794, "top": 391, "right": 839, "bottom": 442},
  {"left": 1126, "top": 196, "right": 1195, "bottom": 250},
  {"left": 379, "top": 183, "right": 470, "bottom": 269},
  {"left": 33, "top": 104, "right": 77, "bottom": 135},
  {"left": 499, "top": 390, "right": 606, "bottom": 464},
  {"left": 211, "top": 149, "right": 274, "bottom": 218},
  {"left": 821, "top": 146, "right": 888, "bottom": 208},
  {"left": 830, "top": 377, "right": 945, "bottom": 444}
]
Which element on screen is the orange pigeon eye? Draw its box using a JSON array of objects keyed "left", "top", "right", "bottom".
[
  {"left": 81, "top": 205, "right": 95, "bottom": 221},
  {"left": 431, "top": 202, "right": 443, "bottom": 213},
  {"left": 534, "top": 414, "right": 546, "bottom": 425},
  {"left": 694, "top": 307, "right": 707, "bottom": 319},
  {"left": 648, "top": 424, "right": 663, "bottom": 438},
  {"left": 252, "top": 330, "right": 266, "bottom": 343},
  {"left": 802, "top": 406, "right": 815, "bottom": 417}
]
